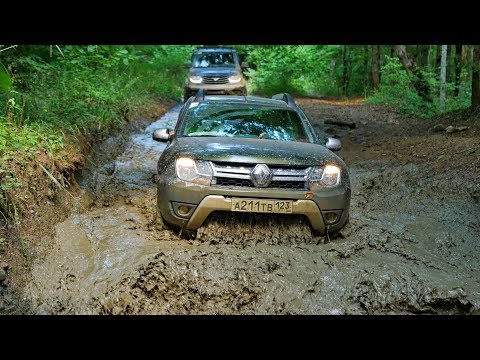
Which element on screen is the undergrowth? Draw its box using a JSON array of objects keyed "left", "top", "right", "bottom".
[{"left": 0, "top": 45, "right": 193, "bottom": 226}]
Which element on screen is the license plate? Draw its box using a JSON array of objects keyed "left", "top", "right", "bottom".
[{"left": 231, "top": 198, "right": 293, "bottom": 214}]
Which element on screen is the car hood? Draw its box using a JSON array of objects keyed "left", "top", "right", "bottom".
[
  {"left": 189, "top": 68, "right": 239, "bottom": 77},
  {"left": 171, "top": 137, "right": 344, "bottom": 166}
]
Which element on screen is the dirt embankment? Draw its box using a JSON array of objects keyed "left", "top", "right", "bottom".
[
  {"left": 0, "top": 101, "right": 175, "bottom": 314},
  {"left": 2, "top": 98, "right": 479, "bottom": 315}
]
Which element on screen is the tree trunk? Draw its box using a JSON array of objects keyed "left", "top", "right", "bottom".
[
  {"left": 459, "top": 45, "right": 469, "bottom": 97},
  {"left": 454, "top": 44, "right": 463, "bottom": 96},
  {"left": 436, "top": 45, "right": 442, "bottom": 70},
  {"left": 364, "top": 46, "right": 370, "bottom": 89},
  {"left": 440, "top": 45, "right": 447, "bottom": 112},
  {"left": 395, "top": 45, "right": 414, "bottom": 75},
  {"left": 446, "top": 45, "right": 452, "bottom": 83},
  {"left": 414, "top": 45, "right": 420, "bottom": 63},
  {"left": 342, "top": 45, "right": 349, "bottom": 96},
  {"left": 394, "top": 45, "right": 432, "bottom": 102},
  {"left": 330, "top": 57, "right": 336, "bottom": 76},
  {"left": 471, "top": 45, "right": 480, "bottom": 109},
  {"left": 419, "top": 45, "right": 430, "bottom": 68},
  {"left": 372, "top": 45, "right": 380, "bottom": 91}
]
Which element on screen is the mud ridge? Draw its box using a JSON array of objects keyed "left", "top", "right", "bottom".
[{"left": 16, "top": 100, "right": 480, "bottom": 315}]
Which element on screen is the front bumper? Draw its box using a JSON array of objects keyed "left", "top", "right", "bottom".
[
  {"left": 157, "top": 179, "right": 350, "bottom": 235},
  {"left": 185, "top": 81, "right": 246, "bottom": 95},
  {"left": 183, "top": 195, "right": 328, "bottom": 232}
]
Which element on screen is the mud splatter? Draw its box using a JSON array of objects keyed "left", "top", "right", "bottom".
[{"left": 21, "top": 101, "right": 480, "bottom": 314}]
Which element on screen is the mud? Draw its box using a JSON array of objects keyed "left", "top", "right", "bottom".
[{"left": 18, "top": 99, "right": 480, "bottom": 314}]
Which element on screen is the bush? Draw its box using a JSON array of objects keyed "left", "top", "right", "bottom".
[
  {"left": 0, "top": 45, "right": 193, "bottom": 224},
  {"left": 244, "top": 46, "right": 308, "bottom": 96},
  {"left": 367, "top": 56, "right": 472, "bottom": 117}
]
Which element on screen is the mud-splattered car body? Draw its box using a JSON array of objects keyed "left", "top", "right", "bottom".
[{"left": 153, "top": 92, "right": 351, "bottom": 237}]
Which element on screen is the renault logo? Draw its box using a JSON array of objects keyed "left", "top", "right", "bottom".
[{"left": 251, "top": 164, "right": 273, "bottom": 187}]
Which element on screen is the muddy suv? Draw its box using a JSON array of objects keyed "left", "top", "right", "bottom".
[
  {"left": 183, "top": 48, "right": 248, "bottom": 102},
  {"left": 152, "top": 90, "right": 351, "bottom": 239}
]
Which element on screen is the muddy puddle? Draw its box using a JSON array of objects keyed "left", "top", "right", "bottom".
[{"left": 23, "top": 103, "right": 480, "bottom": 314}]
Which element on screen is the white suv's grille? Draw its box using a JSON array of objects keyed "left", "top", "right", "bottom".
[{"left": 202, "top": 75, "right": 230, "bottom": 84}]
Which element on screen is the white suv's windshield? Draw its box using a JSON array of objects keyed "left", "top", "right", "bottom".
[
  {"left": 182, "top": 103, "right": 314, "bottom": 143},
  {"left": 192, "top": 52, "right": 236, "bottom": 68}
]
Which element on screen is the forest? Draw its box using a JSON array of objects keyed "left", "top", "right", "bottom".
[
  {"left": 1, "top": 44, "right": 479, "bottom": 315},
  {"left": 0, "top": 44, "right": 478, "bottom": 229},
  {"left": 1, "top": 44, "right": 479, "bottom": 227}
]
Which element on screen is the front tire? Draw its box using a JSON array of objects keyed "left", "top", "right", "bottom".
[
  {"left": 155, "top": 209, "right": 170, "bottom": 231},
  {"left": 325, "top": 214, "right": 350, "bottom": 241},
  {"left": 180, "top": 228, "right": 196, "bottom": 240}
]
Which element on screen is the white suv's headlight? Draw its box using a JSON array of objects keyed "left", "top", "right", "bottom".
[
  {"left": 189, "top": 75, "right": 202, "bottom": 84},
  {"left": 309, "top": 164, "right": 341, "bottom": 188},
  {"left": 228, "top": 75, "right": 242, "bottom": 83},
  {"left": 175, "top": 157, "right": 212, "bottom": 185}
]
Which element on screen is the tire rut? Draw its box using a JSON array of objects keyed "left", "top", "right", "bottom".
[{"left": 21, "top": 100, "right": 480, "bottom": 314}]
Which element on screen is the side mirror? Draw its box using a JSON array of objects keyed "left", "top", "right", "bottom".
[
  {"left": 152, "top": 128, "right": 171, "bottom": 142},
  {"left": 183, "top": 62, "right": 191, "bottom": 69},
  {"left": 241, "top": 61, "right": 249, "bottom": 69},
  {"left": 325, "top": 137, "right": 342, "bottom": 151}
]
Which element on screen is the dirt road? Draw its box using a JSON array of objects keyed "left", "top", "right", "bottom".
[{"left": 15, "top": 99, "right": 480, "bottom": 314}]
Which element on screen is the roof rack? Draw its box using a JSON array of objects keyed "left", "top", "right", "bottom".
[
  {"left": 193, "top": 88, "right": 206, "bottom": 102},
  {"left": 272, "top": 93, "right": 296, "bottom": 107},
  {"left": 194, "top": 47, "right": 235, "bottom": 52}
]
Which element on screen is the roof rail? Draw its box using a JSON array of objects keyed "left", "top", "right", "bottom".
[
  {"left": 193, "top": 88, "right": 206, "bottom": 102},
  {"left": 272, "top": 93, "right": 296, "bottom": 107}
]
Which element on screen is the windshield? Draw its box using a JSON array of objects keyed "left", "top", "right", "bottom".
[
  {"left": 192, "top": 52, "right": 236, "bottom": 68},
  {"left": 181, "top": 103, "right": 314, "bottom": 143}
]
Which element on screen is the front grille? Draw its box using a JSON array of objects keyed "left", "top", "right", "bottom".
[
  {"left": 211, "top": 162, "right": 310, "bottom": 190},
  {"left": 202, "top": 75, "right": 229, "bottom": 84},
  {"left": 270, "top": 181, "right": 307, "bottom": 190},
  {"left": 216, "top": 178, "right": 255, "bottom": 187}
]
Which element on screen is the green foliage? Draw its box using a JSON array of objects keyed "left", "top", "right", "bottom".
[
  {"left": 242, "top": 45, "right": 374, "bottom": 98},
  {"left": 0, "top": 65, "right": 12, "bottom": 92},
  {"left": 243, "top": 45, "right": 308, "bottom": 96},
  {"left": 1, "top": 45, "right": 193, "bottom": 137},
  {"left": 367, "top": 57, "right": 428, "bottom": 112},
  {"left": 0, "top": 122, "right": 63, "bottom": 155},
  {"left": 0, "top": 45, "right": 194, "bottom": 224},
  {"left": 0, "top": 44, "right": 476, "bottom": 225},
  {"left": 15, "top": 238, "right": 30, "bottom": 259},
  {"left": 301, "top": 45, "right": 344, "bottom": 96},
  {"left": 243, "top": 45, "right": 474, "bottom": 116},
  {"left": 2, "top": 45, "right": 193, "bottom": 136},
  {"left": 367, "top": 56, "right": 472, "bottom": 117}
]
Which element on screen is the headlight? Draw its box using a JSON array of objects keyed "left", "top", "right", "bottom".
[
  {"left": 228, "top": 75, "right": 242, "bottom": 83},
  {"left": 189, "top": 75, "right": 202, "bottom": 84},
  {"left": 309, "top": 164, "right": 341, "bottom": 188},
  {"left": 175, "top": 157, "right": 212, "bottom": 185}
]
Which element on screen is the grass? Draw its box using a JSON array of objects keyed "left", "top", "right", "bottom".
[{"left": 0, "top": 45, "right": 193, "bottom": 226}]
